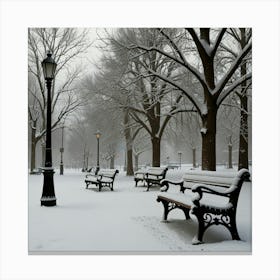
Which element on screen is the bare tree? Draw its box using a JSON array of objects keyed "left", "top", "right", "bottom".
[
  {"left": 120, "top": 28, "right": 252, "bottom": 170},
  {"left": 28, "top": 28, "right": 92, "bottom": 172},
  {"left": 133, "top": 131, "right": 150, "bottom": 171},
  {"left": 108, "top": 28, "right": 197, "bottom": 167},
  {"left": 217, "top": 94, "right": 241, "bottom": 168},
  {"left": 236, "top": 28, "right": 251, "bottom": 170},
  {"left": 220, "top": 28, "right": 252, "bottom": 170}
]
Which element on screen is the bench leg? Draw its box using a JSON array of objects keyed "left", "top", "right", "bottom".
[
  {"left": 161, "top": 200, "right": 170, "bottom": 221},
  {"left": 111, "top": 184, "right": 114, "bottom": 191},
  {"left": 196, "top": 217, "right": 206, "bottom": 244},
  {"left": 181, "top": 207, "right": 190, "bottom": 220},
  {"left": 146, "top": 181, "right": 151, "bottom": 191},
  {"left": 228, "top": 213, "right": 240, "bottom": 240},
  {"left": 190, "top": 209, "right": 205, "bottom": 245}
]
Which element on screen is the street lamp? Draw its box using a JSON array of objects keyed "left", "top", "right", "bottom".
[
  {"left": 95, "top": 130, "right": 101, "bottom": 174},
  {"left": 40, "top": 52, "right": 57, "bottom": 207},
  {"left": 178, "top": 151, "right": 182, "bottom": 169},
  {"left": 60, "top": 126, "right": 64, "bottom": 175}
]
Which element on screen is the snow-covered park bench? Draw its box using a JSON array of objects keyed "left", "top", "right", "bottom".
[
  {"left": 167, "top": 163, "right": 180, "bottom": 169},
  {"left": 157, "top": 169, "right": 250, "bottom": 245},
  {"left": 134, "top": 167, "right": 168, "bottom": 191},
  {"left": 85, "top": 169, "right": 119, "bottom": 191}
]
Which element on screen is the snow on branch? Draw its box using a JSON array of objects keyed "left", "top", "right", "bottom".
[
  {"left": 211, "top": 29, "right": 227, "bottom": 57},
  {"left": 186, "top": 28, "right": 225, "bottom": 58},
  {"left": 213, "top": 39, "right": 252, "bottom": 97},
  {"left": 144, "top": 67, "right": 203, "bottom": 116},
  {"left": 125, "top": 41, "right": 207, "bottom": 91},
  {"left": 157, "top": 28, "right": 189, "bottom": 68},
  {"left": 120, "top": 105, "right": 147, "bottom": 116},
  {"left": 216, "top": 73, "right": 252, "bottom": 107},
  {"left": 129, "top": 111, "right": 152, "bottom": 136}
]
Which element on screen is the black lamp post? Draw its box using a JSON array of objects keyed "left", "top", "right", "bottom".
[
  {"left": 178, "top": 151, "right": 182, "bottom": 169},
  {"left": 60, "top": 126, "right": 64, "bottom": 175},
  {"left": 40, "top": 52, "right": 57, "bottom": 207},
  {"left": 95, "top": 130, "right": 101, "bottom": 173}
]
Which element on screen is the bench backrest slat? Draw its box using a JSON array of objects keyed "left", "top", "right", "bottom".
[
  {"left": 147, "top": 167, "right": 167, "bottom": 175},
  {"left": 183, "top": 169, "right": 250, "bottom": 208},
  {"left": 183, "top": 171, "right": 235, "bottom": 189},
  {"left": 98, "top": 169, "right": 118, "bottom": 178}
]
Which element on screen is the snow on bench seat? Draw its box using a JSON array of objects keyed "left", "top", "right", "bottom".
[
  {"left": 134, "top": 167, "right": 168, "bottom": 191},
  {"left": 157, "top": 191, "right": 231, "bottom": 211},
  {"left": 85, "top": 169, "right": 119, "bottom": 191}
]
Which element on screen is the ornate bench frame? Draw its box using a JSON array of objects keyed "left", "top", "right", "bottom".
[{"left": 157, "top": 169, "right": 250, "bottom": 244}]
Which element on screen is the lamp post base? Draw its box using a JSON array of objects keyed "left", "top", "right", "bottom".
[
  {"left": 41, "top": 168, "right": 56, "bottom": 207},
  {"left": 41, "top": 197, "right": 57, "bottom": 206}
]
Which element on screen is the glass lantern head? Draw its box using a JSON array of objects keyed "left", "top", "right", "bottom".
[{"left": 41, "top": 52, "right": 57, "bottom": 80}]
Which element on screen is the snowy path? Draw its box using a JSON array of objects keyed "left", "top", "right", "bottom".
[{"left": 28, "top": 167, "right": 251, "bottom": 254}]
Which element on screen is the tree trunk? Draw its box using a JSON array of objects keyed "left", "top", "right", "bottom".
[
  {"left": 124, "top": 111, "right": 134, "bottom": 175},
  {"left": 192, "top": 148, "right": 196, "bottom": 168},
  {"left": 82, "top": 150, "right": 86, "bottom": 171},
  {"left": 201, "top": 107, "right": 217, "bottom": 171},
  {"left": 238, "top": 29, "right": 249, "bottom": 170},
  {"left": 199, "top": 29, "right": 217, "bottom": 171},
  {"left": 30, "top": 126, "right": 36, "bottom": 172},
  {"left": 126, "top": 149, "right": 133, "bottom": 175},
  {"left": 238, "top": 94, "right": 248, "bottom": 170},
  {"left": 123, "top": 151, "right": 127, "bottom": 171},
  {"left": 151, "top": 137, "right": 161, "bottom": 167},
  {"left": 228, "top": 144, "right": 233, "bottom": 169},
  {"left": 110, "top": 155, "right": 115, "bottom": 169},
  {"left": 134, "top": 154, "right": 139, "bottom": 171}
]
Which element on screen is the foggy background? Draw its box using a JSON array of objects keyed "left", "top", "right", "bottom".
[{"left": 28, "top": 28, "right": 252, "bottom": 171}]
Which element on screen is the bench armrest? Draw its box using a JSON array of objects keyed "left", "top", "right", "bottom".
[
  {"left": 191, "top": 183, "right": 229, "bottom": 206},
  {"left": 192, "top": 183, "right": 229, "bottom": 194},
  {"left": 160, "top": 179, "right": 186, "bottom": 192}
]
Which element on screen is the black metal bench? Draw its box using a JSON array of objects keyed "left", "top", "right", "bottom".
[
  {"left": 134, "top": 167, "right": 168, "bottom": 191},
  {"left": 157, "top": 169, "right": 250, "bottom": 244},
  {"left": 85, "top": 169, "right": 119, "bottom": 191}
]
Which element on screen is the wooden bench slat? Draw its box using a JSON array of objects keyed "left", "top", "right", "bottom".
[{"left": 157, "top": 194, "right": 192, "bottom": 209}]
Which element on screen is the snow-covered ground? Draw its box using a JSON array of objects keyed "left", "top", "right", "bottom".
[{"left": 28, "top": 165, "right": 252, "bottom": 254}]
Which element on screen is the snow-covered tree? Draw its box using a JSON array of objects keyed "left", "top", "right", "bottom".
[
  {"left": 109, "top": 28, "right": 197, "bottom": 167},
  {"left": 121, "top": 28, "right": 252, "bottom": 170}
]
